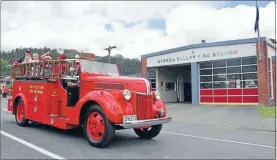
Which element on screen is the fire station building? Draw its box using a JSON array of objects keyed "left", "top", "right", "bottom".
[{"left": 141, "top": 37, "right": 276, "bottom": 105}]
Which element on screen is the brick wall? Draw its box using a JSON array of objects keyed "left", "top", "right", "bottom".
[
  {"left": 272, "top": 57, "right": 276, "bottom": 104},
  {"left": 257, "top": 40, "right": 270, "bottom": 105},
  {"left": 141, "top": 58, "right": 147, "bottom": 78}
]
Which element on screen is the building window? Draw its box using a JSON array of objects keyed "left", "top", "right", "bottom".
[
  {"left": 227, "top": 59, "right": 241, "bottom": 66},
  {"left": 213, "top": 75, "right": 226, "bottom": 81},
  {"left": 147, "top": 68, "right": 156, "bottom": 91},
  {"left": 242, "top": 80, "right": 258, "bottom": 88},
  {"left": 165, "top": 82, "right": 175, "bottom": 91},
  {"left": 200, "top": 83, "right": 212, "bottom": 89},
  {"left": 213, "top": 81, "right": 227, "bottom": 88},
  {"left": 242, "top": 73, "right": 257, "bottom": 80},
  {"left": 200, "top": 76, "right": 212, "bottom": 82},
  {"left": 242, "top": 57, "right": 257, "bottom": 65},
  {"left": 150, "top": 78, "right": 156, "bottom": 91},
  {"left": 227, "top": 80, "right": 242, "bottom": 88},
  {"left": 242, "top": 66, "right": 257, "bottom": 73},
  {"left": 213, "top": 61, "right": 226, "bottom": 68},
  {"left": 227, "top": 74, "right": 241, "bottom": 81},
  {"left": 148, "top": 68, "right": 156, "bottom": 78},
  {"left": 200, "top": 69, "right": 212, "bottom": 75},
  {"left": 213, "top": 68, "right": 226, "bottom": 74},
  {"left": 228, "top": 67, "right": 241, "bottom": 74},
  {"left": 200, "top": 62, "right": 212, "bottom": 68}
]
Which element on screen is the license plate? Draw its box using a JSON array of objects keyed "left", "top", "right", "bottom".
[{"left": 123, "top": 115, "right": 137, "bottom": 123}]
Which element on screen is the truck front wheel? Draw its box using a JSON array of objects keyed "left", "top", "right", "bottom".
[
  {"left": 134, "top": 124, "right": 162, "bottom": 139},
  {"left": 82, "top": 104, "right": 115, "bottom": 148}
]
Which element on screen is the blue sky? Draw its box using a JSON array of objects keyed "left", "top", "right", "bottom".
[
  {"left": 220, "top": 0, "right": 273, "bottom": 8},
  {"left": 105, "top": 1, "right": 274, "bottom": 33}
]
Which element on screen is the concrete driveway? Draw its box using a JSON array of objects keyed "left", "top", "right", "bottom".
[{"left": 166, "top": 103, "right": 276, "bottom": 132}]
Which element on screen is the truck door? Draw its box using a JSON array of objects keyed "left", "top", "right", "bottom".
[{"left": 27, "top": 83, "right": 46, "bottom": 123}]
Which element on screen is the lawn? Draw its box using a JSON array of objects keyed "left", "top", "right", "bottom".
[{"left": 259, "top": 107, "right": 276, "bottom": 118}]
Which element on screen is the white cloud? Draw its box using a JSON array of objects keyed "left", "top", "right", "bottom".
[
  {"left": 165, "top": 2, "right": 276, "bottom": 44},
  {"left": 1, "top": 1, "right": 275, "bottom": 59}
]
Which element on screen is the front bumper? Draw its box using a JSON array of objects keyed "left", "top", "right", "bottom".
[{"left": 118, "top": 117, "right": 172, "bottom": 129}]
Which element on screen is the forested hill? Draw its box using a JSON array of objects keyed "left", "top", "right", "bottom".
[{"left": 0, "top": 47, "right": 141, "bottom": 75}]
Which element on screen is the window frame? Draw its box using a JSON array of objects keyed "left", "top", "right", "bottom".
[
  {"left": 149, "top": 78, "right": 156, "bottom": 91},
  {"left": 147, "top": 68, "right": 157, "bottom": 91},
  {"left": 165, "top": 82, "right": 176, "bottom": 91}
]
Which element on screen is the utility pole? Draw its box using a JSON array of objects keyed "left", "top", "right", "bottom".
[{"left": 104, "top": 45, "right": 116, "bottom": 63}]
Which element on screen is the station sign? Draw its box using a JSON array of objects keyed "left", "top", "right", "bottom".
[{"left": 146, "top": 43, "right": 257, "bottom": 67}]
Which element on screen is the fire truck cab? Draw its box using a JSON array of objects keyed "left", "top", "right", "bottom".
[{"left": 7, "top": 50, "right": 172, "bottom": 148}]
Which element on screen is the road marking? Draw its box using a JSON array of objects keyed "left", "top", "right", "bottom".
[
  {"left": 1, "top": 130, "right": 66, "bottom": 159},
  {"left": 161, "top": 131, "right": 276, "bottom": 149}
]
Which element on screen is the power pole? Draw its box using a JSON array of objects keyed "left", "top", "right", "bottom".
[{"left": 104, "top": 45, "right": 116, "bottom": 63}]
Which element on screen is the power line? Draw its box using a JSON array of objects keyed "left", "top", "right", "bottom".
[{"left": 104, "top": 45, "right": 117, "bottom": 63}]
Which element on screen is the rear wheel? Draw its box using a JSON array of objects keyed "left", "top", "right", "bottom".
[
  {"left": 15, "top": 99, "right": 29, "bottom": 127},
  {"left": 82, "top": 104, "right": 115, "bottom": 148},
  {"left": 134, "top": 124, "right": 162, "bottom": 139}
]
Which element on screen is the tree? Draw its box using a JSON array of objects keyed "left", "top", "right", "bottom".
[
  {"left": 0, "top": 58, "right": 9, "bottom": 77},
  {"left": 0, "top": 47, "right": 142, "bottom": 75}
]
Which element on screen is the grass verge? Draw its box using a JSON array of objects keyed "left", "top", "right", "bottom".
[{"left": 259, "top": 107, "right": 276, "bottom": 118}]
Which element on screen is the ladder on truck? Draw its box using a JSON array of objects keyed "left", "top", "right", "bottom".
[{"left": 11, "top": 59, "right": 80, "bottom": 80}]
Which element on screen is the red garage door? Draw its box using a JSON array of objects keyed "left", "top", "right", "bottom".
[{"left": 199, "top": 57, "right": 258, "bottom": 104}]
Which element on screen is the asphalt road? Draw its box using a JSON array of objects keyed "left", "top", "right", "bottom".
[{"left": 1, "top": 99, "right": 276, "bottom": 159}]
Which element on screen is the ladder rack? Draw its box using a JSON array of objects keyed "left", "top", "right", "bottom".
[{"left": 12, "top": 59, "right": 80, "bottom": 80}]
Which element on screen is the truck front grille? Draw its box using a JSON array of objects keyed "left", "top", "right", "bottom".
[{"left": 135, "top": 94, "right": 153, "bottom": 120}]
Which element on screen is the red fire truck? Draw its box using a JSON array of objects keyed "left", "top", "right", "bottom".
[{"left": 7, "top": 50, "right": 172, "bottom": 148}]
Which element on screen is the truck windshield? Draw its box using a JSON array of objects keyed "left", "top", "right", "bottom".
[{"left": 80, "top": 59, "right": 119, "bottom": 76}]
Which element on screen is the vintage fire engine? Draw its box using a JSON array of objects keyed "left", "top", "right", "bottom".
[{"left": 7, "top": 50, "right": 172, "bottom": 148}]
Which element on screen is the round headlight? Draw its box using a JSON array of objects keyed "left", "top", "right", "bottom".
[
  {"left": 154, "top": 91, "right": 161, "bottom": 100},
  {"left": 123, "top": 89, "right": 131, "bottom": 100}
]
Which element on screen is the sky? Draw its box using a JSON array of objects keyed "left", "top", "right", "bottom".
[{"left": 1, "top": 1, "right": 276, "bottom": 59}]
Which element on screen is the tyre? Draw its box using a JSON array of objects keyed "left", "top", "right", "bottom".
[
  {"left": 82, "top": 104, "right": 115, "bottom": 148},
  {"left": 15, "top": 99, "right": 29, "bottom": 127},
  {"left": 134, "top": 124, "right": 162, "bottom": 139}
]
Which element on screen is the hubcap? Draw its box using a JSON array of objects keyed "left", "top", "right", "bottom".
[
  {"left": 16, "top": 103, "right": 24, "bottom": 123},
  {"left": 86, "top": 112, "right": 105, "bottom": 141}
]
